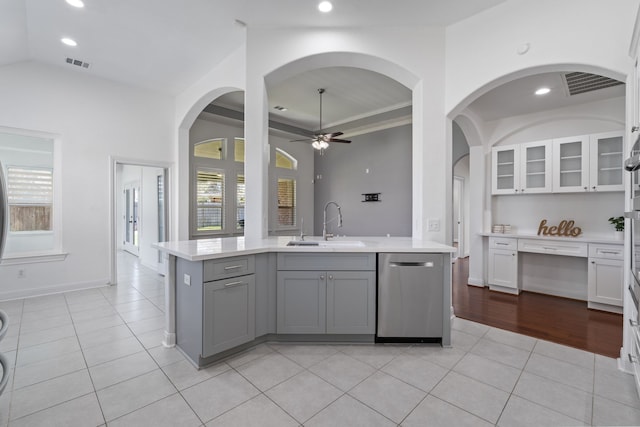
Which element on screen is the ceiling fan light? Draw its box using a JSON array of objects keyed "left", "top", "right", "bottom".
[
  {"left": 319, "top": 141, "right": 329, "bottom": 149},
  {"left": 312, "top": 141, "right": 322, "bottom": 150}
]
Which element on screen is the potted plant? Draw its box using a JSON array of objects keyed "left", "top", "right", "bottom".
[{"left": 608, "top": 216, "right": 624, "bottom": 239}]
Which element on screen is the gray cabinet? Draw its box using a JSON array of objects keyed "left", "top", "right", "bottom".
[
  {"left": 277, "top": 271, "right": 326, "bottom": 334},
  {"left": 276, "top": 253, "right": 376, "bottom": 335},
  {"left": 175, "top": 255, "right": 257, "bottom": 364},
  {"left": 203, "top": 275, "right": 255, "bottom": 356}
]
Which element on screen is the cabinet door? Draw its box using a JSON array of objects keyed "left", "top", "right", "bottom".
[
  {"left": 488, "top": 248, "right": 518, "bottom": 290},
  {"left": 589, "top": 131, "right": 624, "bottom": 192},
  {"left": 277, "top": 271, "right": 326, "bottom": 334},
  {"left": 588, "top": 258, "right": 623, "bottom": 307},
  {"left": 326, "top": 271, "right": 376, "bottom": 334},
  {"left": 492, "top": 145, "right": 520, "bottom": 195},
  {"left": 203, "top": 275, "right": 256, "bottom": 357},
  {"left": 519, "top": 140, "right": 552, "bottom": 193},
  {"left": 552, "top": 135, "right": 590, "bottom": 193}
]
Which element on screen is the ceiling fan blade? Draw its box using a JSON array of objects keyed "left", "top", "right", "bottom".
[
  {"left": 328, "top": 138, "right": 351, "bottom": 143},
  {"left": 324, "top": 131, "right": 343, "bottom": 138}
]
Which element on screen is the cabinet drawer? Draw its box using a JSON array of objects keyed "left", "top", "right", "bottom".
[
  {"left": 277, "top": 253, "right": 375, "bottom": 271},
  {"left": 489, "top": 237, "right": 517, "bottom": 250},
  {"left": 588, "top": 243, "right": 623, "bottom": 260},
  {"left": 518, "top": 239, "right": 588, "bottom": 257},
  {"left": 204, "top": 255, "right": 255, "bottom": 281}
]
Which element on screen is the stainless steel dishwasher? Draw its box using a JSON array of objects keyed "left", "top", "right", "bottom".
[{"left": 376, "top": 253, "right": 443, "bottom": 343}]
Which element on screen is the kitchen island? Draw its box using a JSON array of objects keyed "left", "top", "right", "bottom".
[{"left": 155, "top": 236, "right": 455, "bottom": 368}]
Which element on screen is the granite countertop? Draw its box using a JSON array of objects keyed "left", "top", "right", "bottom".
[{"left": 154, "top": 236, "right": 456, "bottom": 261}]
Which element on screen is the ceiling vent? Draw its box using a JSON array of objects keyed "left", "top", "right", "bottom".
[
  {"left": 65, "top": 57, "right": 90, "bottom": 69},
  {"left": 563, "top": 72, "right": 622, "bottom": 96}
]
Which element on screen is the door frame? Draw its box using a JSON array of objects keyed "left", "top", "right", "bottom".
[
  {"left": 453, "top": 175, "right": 465, "bottom": 259},
  {"left": 122, "top": 181, "right": 141, "bottom": 256},
  {"left": 109, "top": 156, "right": 172, "bottom": 285}
]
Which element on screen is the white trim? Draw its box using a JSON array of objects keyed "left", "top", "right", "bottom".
[
  {"left": 109, "top": 156, "right": 172, "bottom": 286},
  {"left": 0, "top": 278, "right": 108, "bottom": 301},
  {"left": 0, "top": 251, "right": 67, "bottom": 265},
  {"left": 467, "top": 277, "right": 484, "bottom": 287}
]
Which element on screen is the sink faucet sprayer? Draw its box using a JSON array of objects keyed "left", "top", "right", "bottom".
[{"left": 323, "top": 201, "right": 343, "bottom": 240}]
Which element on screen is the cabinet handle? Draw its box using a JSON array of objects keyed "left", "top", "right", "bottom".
[
  {"left": 320, "top": 275, "right": 325, "bottom": 280},
  {"left": 601, "top": 251, "right": 621, "bottom": 255},
  {"left": 224, "top": 281, "right": 245, "bottom": 288},
  {"left": 591, "top": 261, "right": 595, "bottom": 264},
  {"left": 584, "top": 187, "right": 588, "bottom": 190},
  {"left": 543, "top": 247, "right": 557, "bottom": 251},
  {"left": 630, "top": 318, "right": 639, "bottom": 327},
  {"left": 512, "top": 253, "right": 515, "bottom": 256},
  {"left": 328, "top": 275, "right": 333, "bottom": 280},
  {"left": 496, "top": 242, "right": 509, "bottom": 246},
  {"left": 592, "top": 186, "right": 596, "bottom": 190},
  {"left": 632, "top": 126, "right": 639, "bottom": 132},
  {"left": 224, "top": 265, "right": 243, "bottom": 271},
  {"left": 629, "top": 353, "right": 638, "bottom": 364}
]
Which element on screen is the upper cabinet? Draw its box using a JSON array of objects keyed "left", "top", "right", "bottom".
[
  {"left": 491, "top": 140, "right": 551, "bottom": 195},
  {"left": 492, "top": 130, "right": 624, "bottom": 195},
  {"left": 552, "top": 135, "right": 590, "bottom": 193},
  {"left": 589, "top": 131, "right": 624, "bottom": 192}
]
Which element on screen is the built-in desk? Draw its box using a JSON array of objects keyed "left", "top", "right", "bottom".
[{"left": 482, "top": 234, "right": 623, "bottom": 313}]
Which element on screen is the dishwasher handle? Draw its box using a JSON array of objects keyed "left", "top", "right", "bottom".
[{"left": 389, "top": 261, "right": 434, "bottom": 267}]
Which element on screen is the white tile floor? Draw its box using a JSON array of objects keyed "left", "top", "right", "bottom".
[{"left": 0, "top": 251, "right": 638, "bottom": 426}]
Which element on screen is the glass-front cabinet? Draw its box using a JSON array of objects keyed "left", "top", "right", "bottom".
[
  {"left": 589, "top": 130, "right": 624, "bottom": 192},
  {"left": 552, "top": 135, "right": 590, "bottom": 193},
  {"left": 491, "top": 140, "right": 551, "bottom": 195}
]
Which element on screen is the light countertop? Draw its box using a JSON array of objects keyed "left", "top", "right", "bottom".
[
  {"left": 154, "top": 236, "right": 456, "bottom": 262},
  {"left": 480, "top": 232, "right": 624, "bottom": 245}
]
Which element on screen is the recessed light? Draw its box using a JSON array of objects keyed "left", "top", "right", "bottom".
[
  {"left": 318, "top": 1, "right": 333, "bottom": 12},
  {"left": 535, "top": 87, "right": 551, "bottom": 95},
  {"left": 65, "top": 0, "right": 84, "bottom": 8},
  {"left": 61, "top": 37, "right": 77, "bottom": 47}
]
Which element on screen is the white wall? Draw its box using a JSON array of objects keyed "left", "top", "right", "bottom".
[
  {"left": 445, "top": 0, "right": 637, "bottom": 116},
  {"left": 0, "top": 61, "right": 174, "bottom": 299}
]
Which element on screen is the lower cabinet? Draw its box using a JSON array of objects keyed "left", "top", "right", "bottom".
[
  {"left": 203, "top": 274, "right": 256, "bottom": 357},
  {"left": 276, "top": 253, "right": 377, "bottom": 335},
  {"left": 487, "top": 237, "right": 518, "bottom": 294},
  {"left": 588, "top": 257, "right": 623, "bottom": 309}
]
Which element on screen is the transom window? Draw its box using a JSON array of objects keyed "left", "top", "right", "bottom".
[
  {"left": 194, "top": 138, "right": 224, "bottom": 160},
  {"left": 276, "top": 148, "right": 297, "bottom": 170}
]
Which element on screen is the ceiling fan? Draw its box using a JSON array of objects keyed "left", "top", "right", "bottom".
[{"left": 291, "top": 88, "right": 351, "bottom": 150}]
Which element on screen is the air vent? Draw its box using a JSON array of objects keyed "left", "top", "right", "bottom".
[
  {"left": 563, "top": 72, "right": 622, "bottom": 96},
  {"left": 273, "top": 105, "right": 288, "bottom": 111},
  {"left": 65, "top": 57, "right": 90, "bottom": 69}
]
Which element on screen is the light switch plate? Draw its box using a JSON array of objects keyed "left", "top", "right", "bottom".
[
  {"left": 184, "top": 274, "right": 191, "bottom": 286},
  {"left": 428, "top": 218, "right": 440, "bottom": 232}
]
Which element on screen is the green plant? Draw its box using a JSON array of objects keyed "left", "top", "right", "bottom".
[{"left": 608, "top": 216, "right": 625, "bottom": 232}]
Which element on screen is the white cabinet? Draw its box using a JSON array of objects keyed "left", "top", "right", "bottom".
[
  {"left": 491, "top": 141, "right": 551, "bottom": 195},
  {"left": 589, "top": 131, "right": 624, "bottom": 192},
  {"left": 551, "top": 131, "right": 623, "bottom": 193},
  {"left": 588, "top": 243, "right": 623, "bottom": 313},
  {"left": 552, "top": 135, "right": 590, "bottom": 193},
  {"left": 487, "top": 237, "right": 518, "bottom": 294},
  {"left": 492, "top": 131, "right": 623, "bottom": 195}
]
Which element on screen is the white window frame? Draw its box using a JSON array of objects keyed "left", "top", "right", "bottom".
[
  {"left": 271, "top": 147, "right": 300, "bottom": 232},
  {"left": 0, "top": 127, "right": 65, "bottom": 264}
]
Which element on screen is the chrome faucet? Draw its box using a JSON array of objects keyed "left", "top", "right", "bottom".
[{"left": 323, "top": 201, "right": 343, "bottom": 240}]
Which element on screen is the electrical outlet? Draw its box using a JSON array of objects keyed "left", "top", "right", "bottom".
[
  {"left": 183, "top": 274, "right": 191, "bottom": 286},
  {"left": 17, "top": 269, "right": 25, "bottom": 279},
  {"left": 427, "top": 218, "right": 440, "bottom": 232}
]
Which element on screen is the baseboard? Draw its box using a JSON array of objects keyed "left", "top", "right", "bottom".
[
  {"left": 467, "top": 277, "right": 484, "bottom": 287},
  {"left": 0, "top": 279, "right": 110, "bottom": 301}
]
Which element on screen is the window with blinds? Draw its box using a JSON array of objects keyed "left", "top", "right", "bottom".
[
  {"left": 7, "top": 167, "right": 53, "bottom": 232},
  {"left": 196, "top": 170, "right": 224, "bottom": 232},
  {"left": 237, "top": 174, "right": 245, "bottom": 229},
  {"left": 277, "top": 178, "right": 296, "bottom": 227}
]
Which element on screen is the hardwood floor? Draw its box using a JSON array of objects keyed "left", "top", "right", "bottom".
[{"left": 452, "top": 257, "right": 623, "bottom": 358}]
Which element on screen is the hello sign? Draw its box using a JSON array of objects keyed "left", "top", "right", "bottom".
[{"left": 537, "top": 219, "right": 582, "bottom": 237}]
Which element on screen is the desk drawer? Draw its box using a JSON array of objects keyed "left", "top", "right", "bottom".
[
  {"left": 518, "top": 239, "right": 588, "bottom": 257},
  {"left": 204, "top": 255, "right": 255, "bottom": 281},
  {"left": 589, "top": 243, "right": 623, "bottom": 260},
  {"left": 489, "top": 237, "right": 517, "bottom": 250}
]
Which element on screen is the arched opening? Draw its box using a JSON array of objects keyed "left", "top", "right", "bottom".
[{"left": 448, "top": 66, "right": 627, "bottom": 357}]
